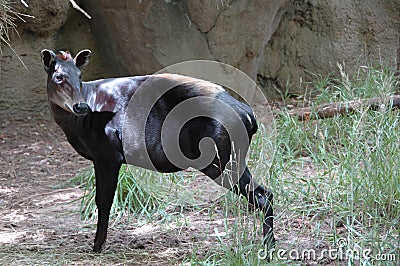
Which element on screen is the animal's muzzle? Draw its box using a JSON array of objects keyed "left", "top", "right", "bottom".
[{"left": 73, "top": 102, "right": 90, "bottom": 115}]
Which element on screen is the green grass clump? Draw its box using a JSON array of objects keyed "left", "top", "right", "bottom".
[
  {"left": 73, "top": 164, "right": 203, "bottom": 222},
  {"left": 73, "top": 165, "right": 160, "bottom": 222},
  {"left": 268, "top": 65, "right": 399, "bottom": 265},
  {"left": 186, "top": 66, "right": 399, "bottom": 265}
]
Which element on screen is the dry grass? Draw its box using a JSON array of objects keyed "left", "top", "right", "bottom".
[{"left": 0, "top": 0, "right": 33, "bottom": 67}]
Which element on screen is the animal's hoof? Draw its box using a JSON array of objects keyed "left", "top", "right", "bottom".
[
  {"left": 262, "top": 232, "right": 276, "bottom": 251},
  {"left": 93, "top": 242, "right": 104, "bottom": 253},
  {"left": 262, "top": 235, "right": 276, "bottom": 262}
]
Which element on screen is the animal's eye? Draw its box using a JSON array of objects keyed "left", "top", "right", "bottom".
[{"left": 54, "top": 74, "right": 64, "bottom": 83}]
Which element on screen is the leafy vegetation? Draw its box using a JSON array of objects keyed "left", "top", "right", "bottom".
[{"left": 264, "top": 65, "right": 400, "bottom": 265}]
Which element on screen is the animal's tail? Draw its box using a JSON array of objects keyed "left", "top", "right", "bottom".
[
  {"left": 241, "top": 111, "right": 258, "bottom": 137},
  {"left": 249, "top": 112, "right": 258, "bottom": 136}
]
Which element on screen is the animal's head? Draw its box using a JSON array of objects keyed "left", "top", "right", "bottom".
[{"left": 41, "top": 49, "right": 91, "bottom": 116}]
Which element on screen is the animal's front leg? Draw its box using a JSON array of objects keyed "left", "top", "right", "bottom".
[{"left": 92, "top": 160, "right": 121, "bottom": 252}]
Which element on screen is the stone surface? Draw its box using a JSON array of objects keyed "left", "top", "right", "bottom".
[
  {"left": 0, "top": 0, "right": 70, "bottom": 118},
  {"left": 14, "top": 0, "right": 70, "bottom": 37},
  {"left": 84, "top": 0, "right": 288, "bottom": 80},
  {"left": 259, "top": 0, "right": 400, "bottom": 97},
  {"left": 185, "top": 0, "right": 225, "bottom": 33},
  {"left": 206, "top": 0, "right": 289, "bottom": 79},
  {"left": 1, "top": 0, "right": 400, "bottom": 116},
  {"left": 0, "top": 33, "right": 54, "bottom": 118},
  {"left": 84, "top": 0, "right": 212, "bottom": 76}
]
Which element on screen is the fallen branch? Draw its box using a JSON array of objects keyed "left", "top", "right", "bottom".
[
  {"left": 69, "top": 0, "right": 91, "bottom": 19},
  {"left": 287, "top": 95, "right": 400, "bottom": 121}
]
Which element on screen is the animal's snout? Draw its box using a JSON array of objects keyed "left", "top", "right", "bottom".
[{"left": 73, "top": 102, "right": 90, "bottom": 115}]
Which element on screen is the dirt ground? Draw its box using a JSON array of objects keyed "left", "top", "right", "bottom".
[
  {"left": 0, "top": 114, "right": 91, "bottom": 263},
  {"left": 0, "top": 113, "right": 261, "bottom": 265},
  {"left": 0, "top": 108, "right": 348, "bottom": 266},
  {"left": 0, "top": 114, "right": 155, "bottom": 264}
]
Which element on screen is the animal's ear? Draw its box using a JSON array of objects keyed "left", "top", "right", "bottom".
[
  {"left": 74, "top": 49, "right": 91, "bottom": 69},
  {"left": 41, "top": 49, "right": 56, "bottom": 73}
]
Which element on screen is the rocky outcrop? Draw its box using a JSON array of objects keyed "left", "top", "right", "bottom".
[
  {"left": 1, "top": 0, "right": 70, "bottom": 118},
  {"left": 83, "top": 0, "right": 289, "bottom": 79},
  {"left": 14, "top": 1, "right": 70, "bottom": 36},
  {"left": 1, "top": 0, "right": 399, "bottom": 117},
  {"left": 83, "top": 1, "right": 212, "bottom": 76},
  {"left": 185, "top": 0, "right": 224, "bottom": 33},
  {"left": 205, "top": 0, "right": 289, "bottom": 79},
  {"left": 83, "top": 0, "right": 399, "bottom": 97},
  {"left": 259, "top": 0, "right": 400, "bottom": 96}
]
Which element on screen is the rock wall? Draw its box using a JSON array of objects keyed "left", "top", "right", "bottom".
[
  {"left": 83, "top": 0, "right": 288, "bottom": 79},
  {"left": 0, "top": 1, "right": 70, "bottom": 118},
  {"left": 0, "top": 0, "right": 399, "bottom": 117},
  {"left": 259, "top": 0, "right": 400, "bottom": 97}
]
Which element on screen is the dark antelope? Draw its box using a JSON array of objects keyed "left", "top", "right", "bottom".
[{"left": 40, "top": 49, "right": 275, "bottom": 252}]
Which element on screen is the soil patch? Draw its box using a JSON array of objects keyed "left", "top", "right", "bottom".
[{"left": 0, "top": 114, "right": 238, "bottom": 265}]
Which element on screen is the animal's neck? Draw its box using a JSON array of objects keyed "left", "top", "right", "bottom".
[
  {"left": 81, "top": 81, "right": 100, "bottom": 111},
  {"left": 49, "top": 102, "right": 75, "bottom": 129},
  {"left": 81, "top": 82, "right": 94, "bottom": 102}
]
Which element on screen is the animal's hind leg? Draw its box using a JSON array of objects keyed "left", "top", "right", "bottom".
[
  {"left": 231, "top": 167, "right": 275, "bottom": 248},
  {"left": 200, "top": 164, "right": 275, "bottom": 248}
]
